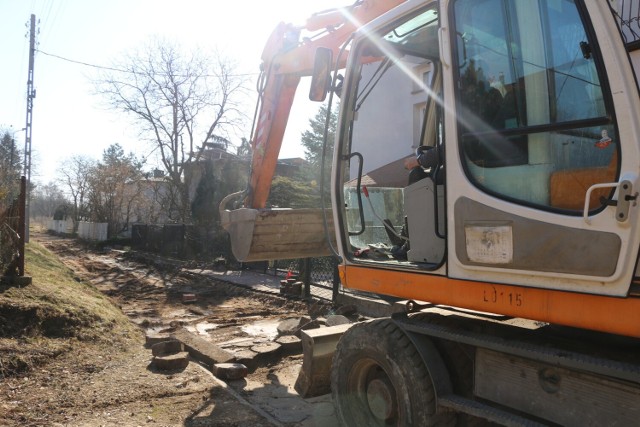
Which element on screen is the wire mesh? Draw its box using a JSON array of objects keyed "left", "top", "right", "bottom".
[
  {"left": 308, "top": 257, "right": 338, "bottom": 301},
  {"left": 243, "top": 256, "right": 338, "bottom": 301},
  {"left": 0, "top": 204, "right": 21, "bottom": 276},
  {"left": 0, "top": 178, "right": 24, "bottom": 278}
]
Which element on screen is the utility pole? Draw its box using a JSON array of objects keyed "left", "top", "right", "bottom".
[{"left": 23, "top": 13, "right": 36, "bottom": 243}]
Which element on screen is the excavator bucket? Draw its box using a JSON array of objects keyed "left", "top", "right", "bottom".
[{"left": 220, "top": 207, "right": 335, "bottom": 262}]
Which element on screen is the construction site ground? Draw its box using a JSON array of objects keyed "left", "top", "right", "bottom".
[{"left": 0, "top": 231, "right": 344, "bottom": 426}]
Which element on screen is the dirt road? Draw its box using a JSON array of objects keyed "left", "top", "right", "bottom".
[{"left": 2, "top": 233, "right": 338, "bottom": 426}]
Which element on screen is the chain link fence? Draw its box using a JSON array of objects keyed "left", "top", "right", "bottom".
[
  {"left": 131, "top": 224, "right": 231, "bottom": 261},
  {"left": 305, "top": 257, "right": 339, "bottom": 301},
  {"left": 263, "top": 257, "right": 338, "bottom": 301},
  {"left": 131, "top": 223, "right": 340, "bottom": 302},
  {"left": 0, "top": 177, "right": 26, "bottom": 280}
]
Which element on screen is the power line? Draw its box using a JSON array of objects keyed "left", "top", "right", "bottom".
[
  {"left": 36, "top": 49, "right": 131, "bottom": 73},
  {"left": 39, "top": 0, "right": 66, "bottom": 49},
  {"left": 36, "top": 49, "right": 259, "bottom": 77}
]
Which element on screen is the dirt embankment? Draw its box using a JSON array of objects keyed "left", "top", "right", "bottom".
[{"left": 1, "top": 233, "right": 325, "bottom": 426}]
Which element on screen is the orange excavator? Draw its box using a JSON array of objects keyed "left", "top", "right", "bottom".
[{"left": 222, "top": 1, "right": 640, "bottom": 425}]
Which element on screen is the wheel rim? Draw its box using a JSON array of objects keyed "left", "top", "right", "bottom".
[
  {"left": 367, "top": 376, "right": 397, "bottom": 420},
  {"left": 350, "top": 358, "right": 399, "bottom": 423}
]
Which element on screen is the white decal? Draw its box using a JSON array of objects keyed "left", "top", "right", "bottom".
[{"left": 465, "top": 224, "right": 513, "bottom": 264}]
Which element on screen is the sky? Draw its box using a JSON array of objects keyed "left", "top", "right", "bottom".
[{"left": 0, "top": 0, "right": 346, "bottom": 185}]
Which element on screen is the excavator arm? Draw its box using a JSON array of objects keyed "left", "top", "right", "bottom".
[
  {"left": 246, "top": 0, "right": 404, "bottom": 209},
  {"left": 221, "top": 0, "right": 403, "bottom": 262}
]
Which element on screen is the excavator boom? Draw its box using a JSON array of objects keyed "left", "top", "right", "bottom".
[
  {"left": 246, "top": 0, "right": 404, "bottom": 209},
  {"left": 221, "top": 0, "right": 403, "bottom": 262}
]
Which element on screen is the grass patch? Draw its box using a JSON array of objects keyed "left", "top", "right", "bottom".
[{"left": 0, "top": 241, "right": 138, "bottom": 378}]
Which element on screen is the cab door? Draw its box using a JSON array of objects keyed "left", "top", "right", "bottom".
[{"left": 443, "top": 0, "right": 640, "bottom": 296}]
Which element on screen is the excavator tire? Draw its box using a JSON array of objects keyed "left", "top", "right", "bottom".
[{"left": 331, "top": 318, "right": 456, "bottom": 427}]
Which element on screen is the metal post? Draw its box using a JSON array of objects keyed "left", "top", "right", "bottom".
[
  {"left": 23, "top": 14, "right": 36, "bottom": 243},
  {"left": 300, "top": 258, "right": 312, "bottom": 299},
  {"left": 332, "top": 258, "right": 340, "bottom": 303}
]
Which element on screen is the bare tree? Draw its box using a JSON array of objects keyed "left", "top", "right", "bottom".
[
  {"left": 30, "top": 182, "right": 68, "bottom": 219},
  {"left": 96, "top": 39, "right": 248, "bottom": 222},
  {"left": 58, "top": 155, "right": 94, "bottom": 232}
]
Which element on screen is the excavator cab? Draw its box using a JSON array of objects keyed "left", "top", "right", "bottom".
[{"left": 333, "top": 0, "right": 640, "bottom": 305}]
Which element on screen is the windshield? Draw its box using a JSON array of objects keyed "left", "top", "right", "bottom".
[{"left": 384, "top": 9, "right": 440, "bottom": 59}]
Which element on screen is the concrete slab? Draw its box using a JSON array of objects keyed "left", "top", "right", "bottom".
[
  {"left": 151, "top": 339, "right": 184, "bottom": 356},
  {"left": 233, "top": 349, "right": 259, "bottom": 372},
  {"left": 235, "top": 361, "right": 338, "bottom": 426},
  {"left": 144, "top": 331, "right": 171, "bottom": 347},
  {"left": 275, "top": 335, "right": 302, "bottom": 353},
  {"left": 277, "top": 318, "right": 303, "bottom": 336},
  {"left": 172, "top": 328, "right": 235, "bottom": 366},
  {"left": 153, "top": 351, "right": 189, "bottom": 371},
  {"left": 251, "top": 342, "right": 281, "bottom": 355},
  {"left": 213, "top": 363, "right": 249, "bottom": 380},
  {"left": 325, "top": 314, "right": 350, "bottom": 326},
  {"left": 183, "top": 268, "right": 281, "bottom": 294}
]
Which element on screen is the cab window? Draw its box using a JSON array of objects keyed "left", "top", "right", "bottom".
[{"left": 453, "top": 0, "right": 618, "bottom": 211}]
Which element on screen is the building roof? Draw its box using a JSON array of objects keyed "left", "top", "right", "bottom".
[{"left": 347, "top": 157, "right": 408, "bottom": 188}]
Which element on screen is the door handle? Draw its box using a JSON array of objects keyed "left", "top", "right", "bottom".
[{"left": 583, "top": 180, "right": 636, "bottom": 224}]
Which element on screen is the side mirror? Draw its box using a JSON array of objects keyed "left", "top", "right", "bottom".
[{"left": 309, "top": 47, "right": 333, "bottom": 102}]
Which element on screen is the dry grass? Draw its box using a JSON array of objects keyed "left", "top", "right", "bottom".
[{"left": 0, "top": 240, "right": 138, "bottom": 378}]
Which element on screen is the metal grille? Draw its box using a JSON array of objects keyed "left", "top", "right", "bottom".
[{"left": 611, "top": 0, "right": 640, "bottom": 46}]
